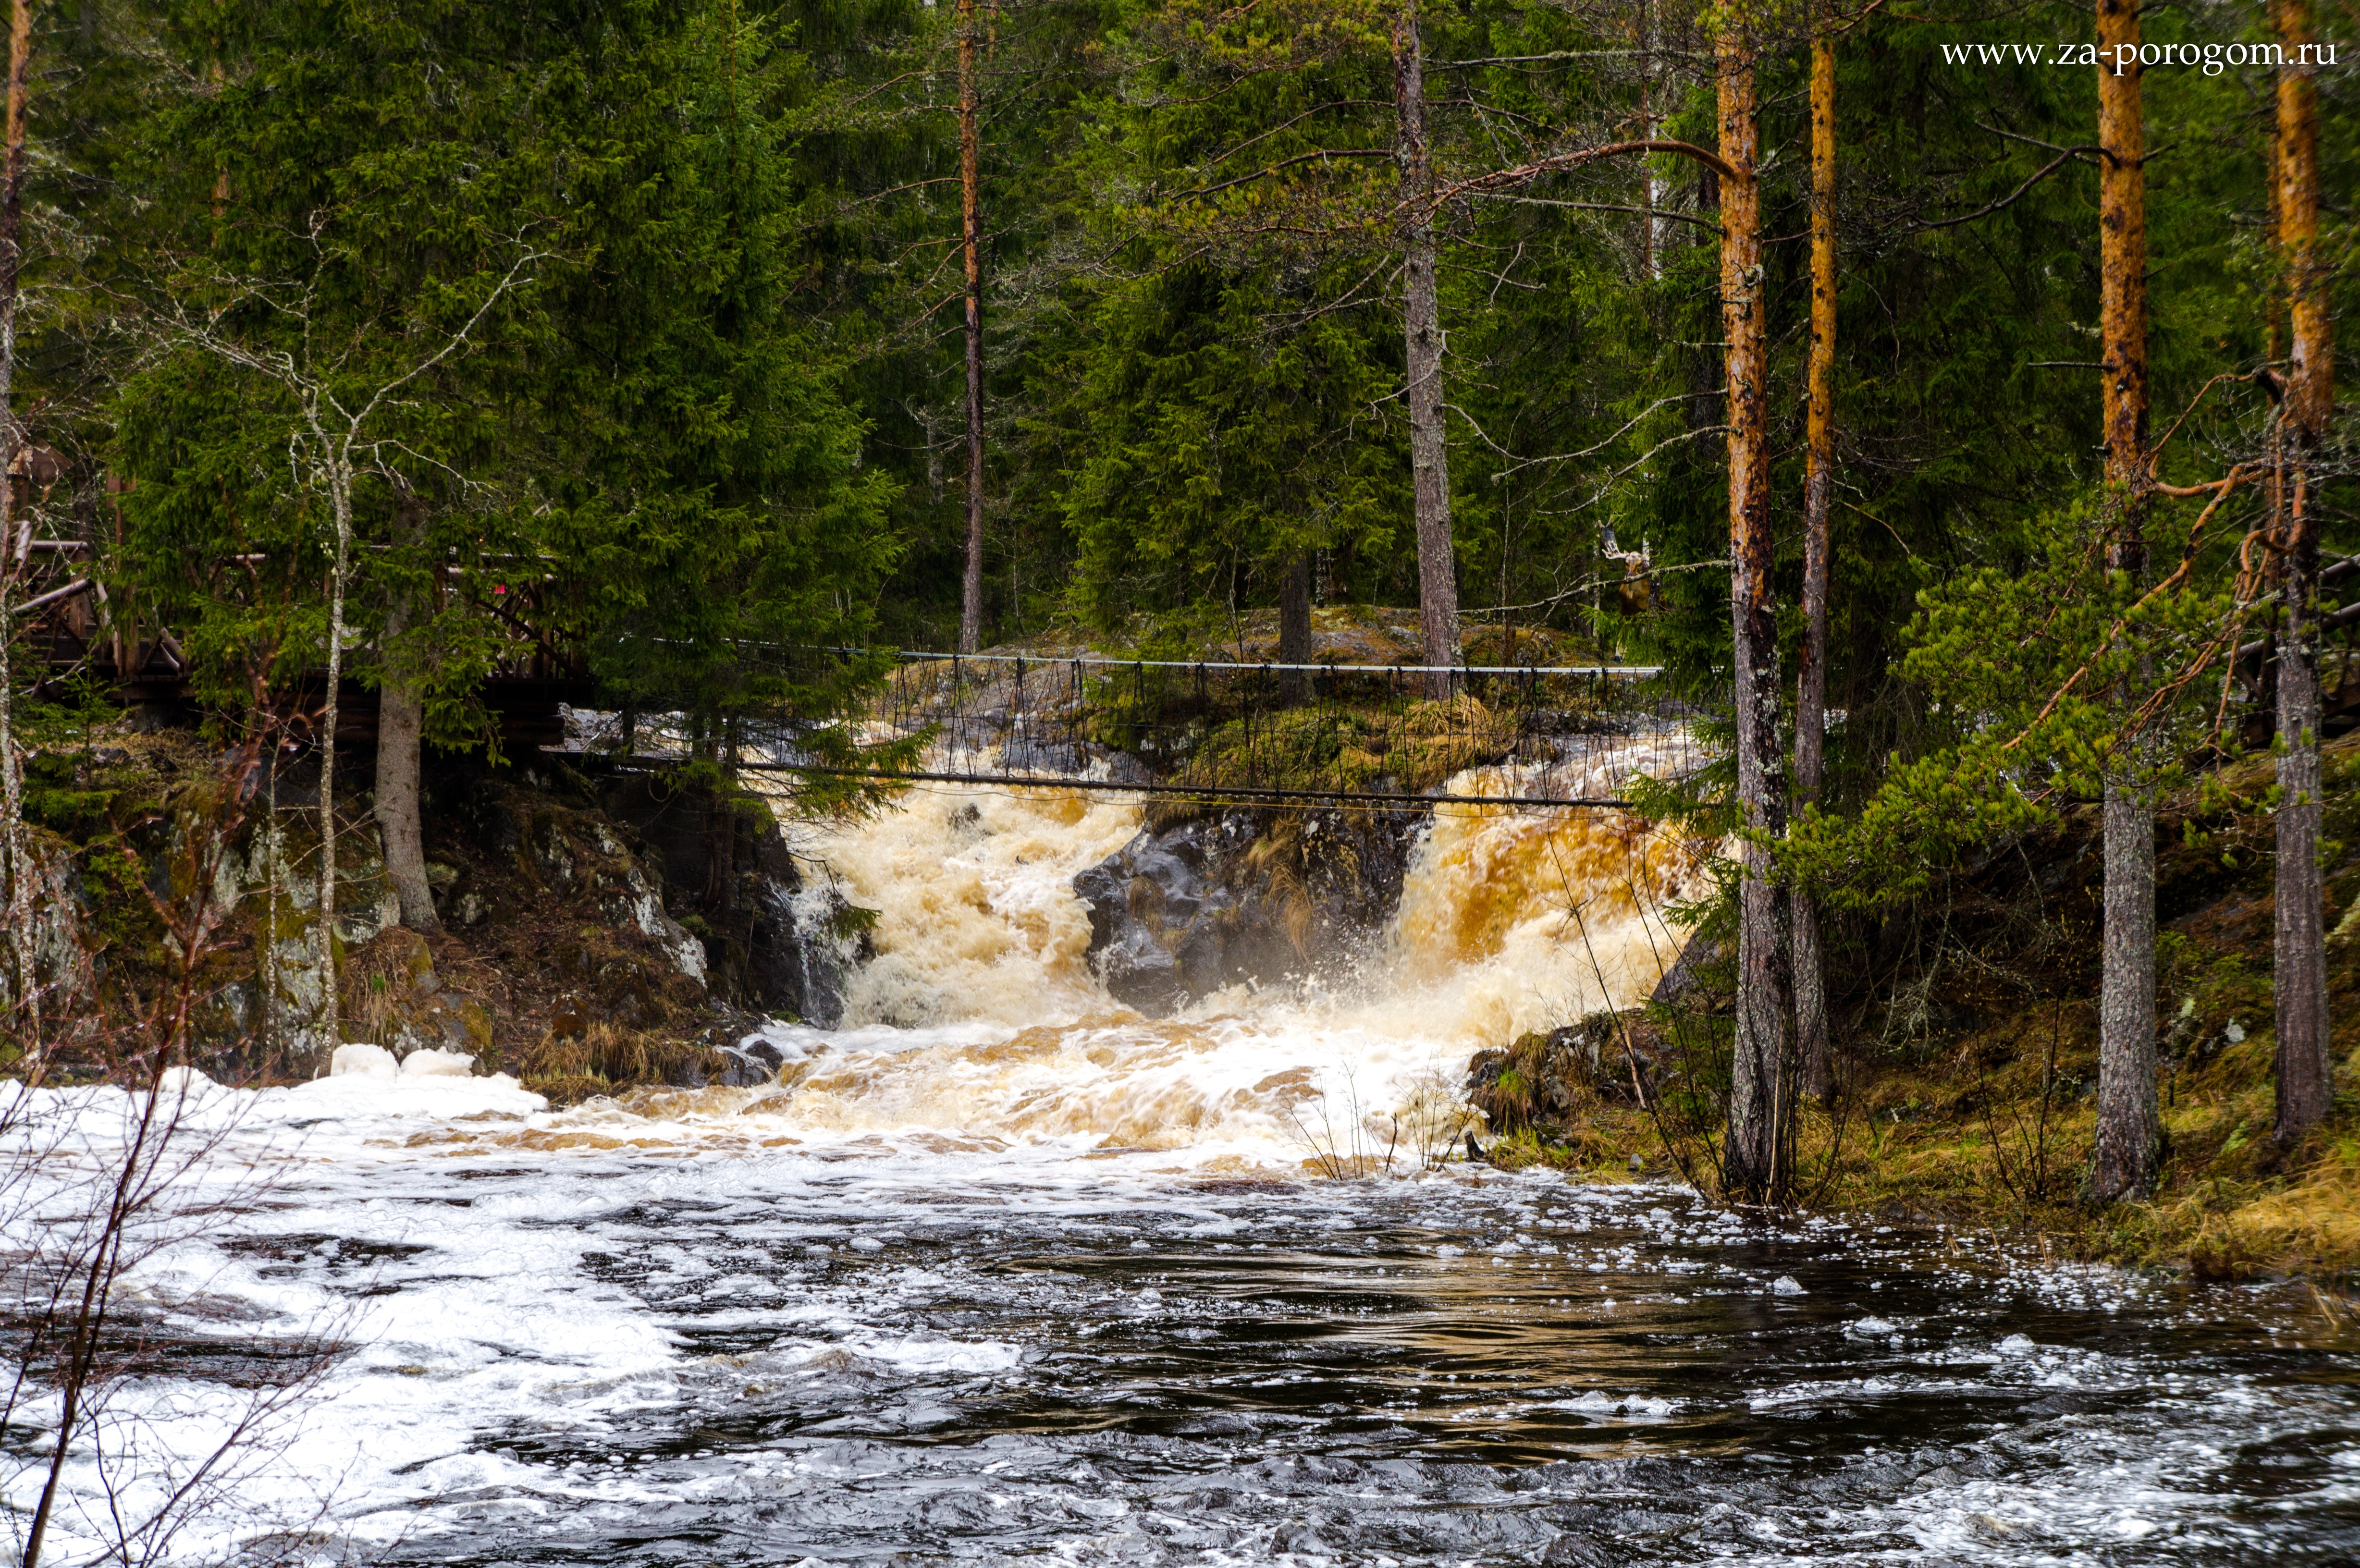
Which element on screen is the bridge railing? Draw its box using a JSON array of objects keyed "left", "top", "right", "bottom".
[{"left": 827, "top": 652, "right": 1718, "bottom": 810}]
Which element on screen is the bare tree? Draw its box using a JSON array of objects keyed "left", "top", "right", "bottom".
[
  {"left": 0, "top": 0, "right": 34, "bottom": 1039},
  {"left": 4, "top": 741, "right": 344, "bottom": 1568},
  {"left": 1394, "top": 0, "right": 1459, "bottom": 696}
]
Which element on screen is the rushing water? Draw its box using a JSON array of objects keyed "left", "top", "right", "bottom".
[{"left": 9, "top": 770, "right": 2360, "bottom": 1564}]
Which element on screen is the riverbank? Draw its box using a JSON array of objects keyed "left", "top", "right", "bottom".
[
  {"left": 1477, "top": 733, "right": 2360, "bottom": 1286},
  {"left": 1483, "top": 1058, "right": 2360, "bottom": 1289}
]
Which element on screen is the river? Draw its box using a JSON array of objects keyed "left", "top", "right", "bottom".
[{"left": 9, "top": 773, "right": 2359, "bottom": 1564}]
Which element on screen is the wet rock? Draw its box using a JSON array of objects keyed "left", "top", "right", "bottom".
[
  {"left": 598, "top": 776, "right": 843, "bottom": 1021},
  {"left": 1540, "top": 1534, "right": 1614, "bottom": 1567},
  {"left": 718, "top": 1035, "right": 789, "bottom": 1087},
  {"left": 1465, "top": 1011, "right": 1673, "bottom": 1131},
  {"left": 474, "top": 780, "right": 706, "bottom": 986},
  {"left": 1071, "top": 806, "right": 1417, "bottom": 1016}
]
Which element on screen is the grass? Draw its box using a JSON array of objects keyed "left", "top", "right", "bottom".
[
  {"left": 1473, "top": 992, "right": 2360, "bottom": 1286},
  {"left": 521, "top": 1021, "right": 735, "bottom": 1107}
]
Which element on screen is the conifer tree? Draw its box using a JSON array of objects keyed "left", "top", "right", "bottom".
[
  {"left": 1392, "top": 0, "right": 1457, "bottom": 694},
  {"left": 957, "top": 0, "right": 989, "bottom": 654},
  {"left": 2271, "top": 0, "right": 2335, "bottom": 1145},
  {"left": 1715, "top": 3, "right": 1790, "bottom": 1206},
  {"left": 2089, "top": 0, "right": 2159, "bottom": 1204},
  {"left": 1792, "top": 0, "right": 1837, "bottom": 1109}
]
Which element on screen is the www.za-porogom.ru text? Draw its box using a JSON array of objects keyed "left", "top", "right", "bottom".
[{"left": 1941, "top": 40, "right": 2338, "bottom": 74}]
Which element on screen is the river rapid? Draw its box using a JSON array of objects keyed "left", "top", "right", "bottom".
[{"left": 8, "top": 773, "right": 2359, "bottom": 1565}]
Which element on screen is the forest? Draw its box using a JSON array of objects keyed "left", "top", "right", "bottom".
[{"left": 0, "top": 0, "right": 2358, "bottom": 1560}]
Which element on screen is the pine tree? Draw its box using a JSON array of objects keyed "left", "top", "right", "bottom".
[
  {"left": 2271, "top": 0, "right": 2335, "bottom": 1146},
  {"left": 2088, "top": 0, "right": 2160, "bottom": 1205}
]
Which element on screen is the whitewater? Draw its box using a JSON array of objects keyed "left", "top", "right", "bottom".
[{"left": 5, "top": 763, "right": 2357, "bottom": 1565}]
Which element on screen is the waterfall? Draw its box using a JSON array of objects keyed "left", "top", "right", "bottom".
[{"left": 735, "top": 740, "right": 1702, "bottom": 1160}]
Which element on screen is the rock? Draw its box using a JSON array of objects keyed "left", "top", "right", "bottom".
[
  {"left": 474, "top": 781, "right": 708, "bottom": 987},
  {"left": 1649, "top": 931, "right": 1729, "bottom": 1011},
  {"left": 717, "top": 1036, "right": 788, "bottom": 1087},
  {"left": 998, "top": 738, "right": 1089, "bottom": 774},
  {"left": 0, "top": 829, "right": 87, "bottom": 1021},
  {"left": 331, "top": 1043, "right": 399, "bottom": 1079},
  {"left": 1465, "top": 1012, "right": 1670, "bottom": 1131},
  {"left": 227, "top": 807, "right": 402, "bottom": 1054},
  {"left": 596, "top": 776, "right": 840, "bottom": 1017},
  {"left": 1071, "top": 807, "right": 1416, "bottom": 1016},
  {"left": 341, "top": 928, "right": 496, "bottom": 1062}
]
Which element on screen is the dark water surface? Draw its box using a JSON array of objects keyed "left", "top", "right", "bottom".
[{"left": 219, "top": 1146, "right": 2359, "bottom": 1567}]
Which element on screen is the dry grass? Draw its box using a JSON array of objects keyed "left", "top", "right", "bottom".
[{"left": 521, "top": 1022, "right": 733, "bottom": 1106}]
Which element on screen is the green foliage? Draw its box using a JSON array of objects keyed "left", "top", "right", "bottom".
[
  {"left": 0, "top": 0, "right": 2346, "bottom": 896},
  {"left": 1786, "top": 501, "right": 2247, "bottom": 907},
  {"left": 98, "top": 0, "right": 903, "bottom": 764},
  {"left": 1057, "top": 262, "right": 1405, "bottom": 625}
]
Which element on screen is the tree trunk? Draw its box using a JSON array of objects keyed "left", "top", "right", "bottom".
[
  {"left": 0, "top": 0, "right": 29, "bottom": 1040},
  {"left": 373, "top": 541, "right": 440, "bottom": 932},
  {"left": 1636, "top": 0, "right": 1658, "bottom": 278},
  {"left": 2092, "top": 777, "right": 2161, "bottom": 1198},
  {"left": 2089, "top": 0, "right": 2158, "bottom": 1202},
  {"left": 314, "top": 462, "right": 354, "bottom": 1066},
  {"left": 1278, "top": 550, "right": 1312, "bottom": 703},
  {"left": 1393, "top": 0, "right": 1457, "bottom": 699},
  {"left": 1717, "top": 26, "right": 1790, "bottom": 1205},
  {"left": 1792, "top": 7, "right": 1836, "bottom": 1110},
  {"left": 956, "top": 0, "right": 987, "bottom": 656},
  {"left": 2273, "top": 0, "right": 2334, "bottom": 1145}
]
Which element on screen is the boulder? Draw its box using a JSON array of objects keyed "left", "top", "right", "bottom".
[
  {"left": 472, "top": 780, "right": 707, "bottom": 987},
  {"left": 1464, "top": 1011, "right": 1676, "bottom": 1132},
  {"left": 597, "top": 775, "right": 847, "bottom": 1023},
  {"left": 1072, "top": 805, "right": 1417, "bottom": 1016},
  {"left": 1648, "top": 931, "right": 1730, "bottom": 1012}
]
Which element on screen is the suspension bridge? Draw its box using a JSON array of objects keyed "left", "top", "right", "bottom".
[{"left": 576, "top": 652, "right": 1717, "bottom": 814}]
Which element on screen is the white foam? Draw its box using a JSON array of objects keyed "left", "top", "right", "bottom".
[
  {"left": 331, "top": 1042, "right": 399, "bottom": 1079},
  {"left": 399, "top": 1047, "right": 478, "bottom": 1079}
]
